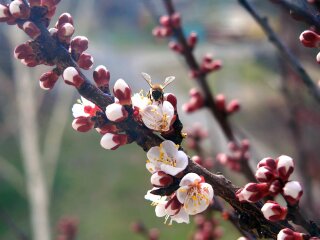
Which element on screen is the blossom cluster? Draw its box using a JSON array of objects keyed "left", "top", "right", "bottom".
[{"left": 236, "top": 156, "right": 307, "bottom": 239}]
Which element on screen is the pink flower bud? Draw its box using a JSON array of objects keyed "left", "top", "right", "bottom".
[
  {"left": 236, "top": 183, "right": 269, "bottom": 203},
  {"left": 283, "top": 181, "right": 303, "bottom": 205},
  {"left": 100, "top": 133, "right": 128, "bottom": 150},
  {"left": 0, "top": 4, "right": 10, "bottom": 22},
  {"left": 261, "top": 201, "right": 287, "bottom": 222},
  {"left": 14, "top": 43, "right": 33, "bottom": 60},
  {"left": 63, "top": 67, "right": 84, "bottom": 88},
  {"left": 152, "top": 26, "right": 162, "bottom": 37},
  {"left": 255, "top": 166, "right": 275, "bottom": 183},
  {"left": 9, "top": 0, "right": 30, "bottom": 19},
  {"left": 192, "top": 155, "right": 202, "bottom": 165},
  {"left": 164, "top": 93, "right": 177, "bottom": 110},
  {"left": 150, "top": 171, "right": 173, "bottom": 188},
  {"left": 277, "top": 228, "right": 305, "bottom": 240},
  {"left": 268, "top": 179, "right": 282, "bottom": 196},
  {"left": 187, "top": 32, "right": 198, "bottom": 48},
  {"left": 165, "top": 196, "right": 183, "bottom": 216},
  {"left": 22, "top": 21, "right": 41, "bottom": 39},
  {"left": 77, "top": 53, "right": 93, "bottom": 70},
  {"left": 93, "top": 65, "right": 110, "bottom": 87},
  {"left": 182, "top": 88, "right": 204, "bottom": 113},
  {"left": 105, "top": 103, "right": 128, "bottom": 122},
  {"left": 160, "top": 15, "right": 170, "bottom": 27},
  {"left": 215, "top": 94, "right": 226, "bottom": 111},
  {"left": 70, "top": 36, "right": 88, "bottom": 55},
  {"left": 226, "top": 99, "right": 240, "bottom": 114},
  {"left": 39, "top": 71, "right": 59, "bottom": 90},
  {"left": 169, "top": 41, "right": 184, "bottom": 53},
  {"left": 171, "top": 13, "right": 181, "bottom": 28},
  {"left": 58, "top": 22, "right": 74, "bottom": 38},
  {"left": 72, "top": 116, "right": 94, "bottom": 132},
  {"left": 113, "top": 79, "right": 132, "bottom": 105},
  {"left": 276, "top": 155, "right": 294, "bottom": 181},
  {"left": 299, "top": 30, "right": 320, "bottom": 48},
  {"left": 257, "top": 157, "right": 277, "bottom": 170},
  {"left": 55, "top": 12, "right": 73, "bottom": 28}
]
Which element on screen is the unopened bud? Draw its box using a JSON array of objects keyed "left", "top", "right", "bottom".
[
  {"left": 39, "top": 71, "right": 59, "bottom": 90},
  {"left": 283, "top": 181, "right": 303, "bottom": 206},
  {"left": 77, "top": 53, "right": 93, "bottom": 70},
  {"left": 164, "top": 93, "right": 177, "bottom": 110},
  {"left": 171, "top": 12, "right": 181, "bottom": 28},
  {"left": 63, "top": 67, "right": 84, "bottom": 88},
  {"left": 257, "top": 157, "right": 277, "bottom": 170},
  {"left": 23, "top": 21, "right": 41, "bottom": 39},
  {"left": 299, "top": 30, "right": 320, "bottom": 48},
  {"left": 93, "top": 65, "right": 110, "bottom": 87},
  {"left": 72, "top": 116, "right": 94, "bottom": 132},
  {"left": 70, "top": 36, "right": 88, "bottom": 56},
  {"left": 276, "top": 155, "right": 294, "bottom": 181},
  {"left": 236, "top": 182, "right": 269, "bottom": 203},
  {"left": 105, "top": 103, "right": 128, "bottom": 122},
  {"left": 150, "top": 171, "right": 173, "bottom": 188},
  {"left": 215, "top": 94, "right": 226, "bottom": 111},
  {"left": 187, "top": 32, "right": 198, "bottom": 48},
  {"left": 0, "top": 4, "right": 10, "bottom": 22},
  {"left": 169, "top": 41, "right": 184, "bottom": 53},
  {"left": 9, "top": 0, "right": 30, "bottom": 19},
  {"left": 113, "top": 79, "right": 132, "bottom": 105},
  {"left": 58, "top": 22, "right": 74, "bottom": 38},
  {"left": 159, "top": 15, "right": 170, "bottom": 27},
  {"left": 100, "top": 133, "right": 128, "bottom": 150},
  {"left": 277, "top": 228, "right": 305, "bottom": 240},
  {"left": 255, "top": 166, "right": 275, "bottom": 183},
  {"left": 56, "top": 12, "right": 73, "bottom": 28},
  {"left": 261, "top": 201, "right": 287, "bottom": 222},
  {"left": 226, "top": 99, "right": 240, "bottom": 114}
]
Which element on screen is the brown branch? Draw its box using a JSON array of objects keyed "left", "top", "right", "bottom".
[
  {"left": 275, "top": 0, "right": 320, "bottom": 30},
  {"left": 238, "top": 0, "right": 320, "bottom": 104},
  {"left": 161, "top": 0, "right": 256, "bottom": 183}
]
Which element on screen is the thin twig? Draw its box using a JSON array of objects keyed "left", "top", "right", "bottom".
[
  {"left": 161, "top": 0, "right": 256, "bottom": 182},
  {"left": 238, "top": 0, "right": 320, "bottom": 104}
]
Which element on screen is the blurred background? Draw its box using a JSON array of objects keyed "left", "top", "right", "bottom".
[{"left": 0, "top": 0, "right": 319, "bottom": 239}]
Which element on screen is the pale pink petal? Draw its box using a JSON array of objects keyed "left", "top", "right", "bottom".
[{"left": 179, "top": 173, "right": 201, "bottom": 187}]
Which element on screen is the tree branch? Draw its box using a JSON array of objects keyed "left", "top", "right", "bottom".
[{"left": 238, "top": 0, "right": 320, "bottom": 104}]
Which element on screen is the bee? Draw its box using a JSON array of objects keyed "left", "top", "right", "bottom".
[{"left": 141, "top": 72, "right": 175, "bottom": 104}]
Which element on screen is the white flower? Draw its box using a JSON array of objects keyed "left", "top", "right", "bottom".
[
  {"left": 72, "top": 96, "right": 100, "bottom": 118},
  {"left": 146, "top": 140, "right": 188, "bottom": 176},
  {"left": 141, "top": 101, "right": 174, "bottom": 132},
  {"left": 144, "top": 188, "right": 167, "bottom": 205},
  {"left": 176, "top": 173, "right": 214, "bottom": 215},
  {"left": 131, "top": 91, "right": 150, "bottom": 111}
]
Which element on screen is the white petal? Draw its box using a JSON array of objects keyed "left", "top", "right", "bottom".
[
  {"left": 162, "top": 140, "right": 178, "bottom": 158},
  {"left": 155, "top": 203, "right": 167, "bottom": 217},
  {"left": 179, "top": 173, "right": 201, "bottom": 187},
  {"left": 105, "top": 103, "right": 125, "bottom": 122},
  {"left": 261, "top": 202, "right": 275, "bottom": 219},
  {"left": 184, "top": 195, "right": 210, "bottom": 215},
  {"left": 146, "top": 162, "right": 158, "bottom": 174},
  {"left": 141, "top": 105, "right": 163, "bottom": 131},
  {"left": 161, "top": 164, "right": 185, "bottom": 176},
  {"left": 201, "top": 183, "right": 214, "bottom": 202},
  {"left": 81, "top": 96, "right": 95, "bottom": 107},
  {"left": 176, "top": 186, "right": 189, "bottom": 204},
  {"left": 72, "top": 103, "right": 86, "bottom": 118},
  {"left": 283, "top": 181, "right": 302, "bottom": 198},
  {"left": 100, "top": 133, "right": 117, "bottom": 150},
  {"left": 162, "top": 100, "right": 174, "bottom": 121},
  {"left": 171, "top": 208, "right": 189, "bottom": 224},
  {"left": 174, "top": 150, "right": 188, "bottom": 171},
  {"left": 147, "top": 146, "right": 161, "bottom": 163}
]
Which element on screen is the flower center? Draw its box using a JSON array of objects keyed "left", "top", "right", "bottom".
[
  {"left": 184, "top": 183, "right": 210, "bottom": 210},
  {"left": 158, "top": 144, "right": 177, "bottom": 167}
]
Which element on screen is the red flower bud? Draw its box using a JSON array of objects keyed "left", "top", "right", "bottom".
[
  {"left": 9, "top": 0, "right": 30, "bottom": 19},
  {"left": 70, "top": 36, "right": 89, "bottom": 56},
  {"left": 113, "top": 79, "right": 132, "bottom": 105},
  {"left": 187, "top": 32, "right": 198, "bottom": 48},
  {"left": 226, "top": 99, "right": 240, "bottom": 114},
  {"left": 39, "top": 71, "right": 59, "bottom": 90},
  {"left": 236, "top": 183, "right": 269, "bottom": 203},
  {"left": 255, "top": 166, "right": 275, "bottom": 183},
  {"left": 299, "top": 30, "right": 320, "bottom": 48},
  {"left": 63, "top": 67, "right": 84, "bottom": 88},
  {"left": 100, "top": 133, "right": 128, "bottom": 150},
  {"left": 77, "top": 53, "right": 93, "bottom": 70},
  {"left": 22, "top": 21, "right": 41, "bottom": 39},
  {"left": 257, "top": 157, "right": 277, "bottom": 170},
  {"left": 261, "top": 200, "right": 287, "bottom": 222},
  {"left": 276, "top": 155, "right": 294, "bottom": 181},
  {"left": 277, "top": 228, "right": 305, "bottom": 240},
  {"left": 282, "top": 181, "right": 303, "bottom": 206},
  {"left": 72, "top": 116, "right": 94, "bottom": 132},
  {"left": 93, "top": 65, "right": 110, "bottom": 87},
  {"left": 164, "top": 93, "right": 177, "bottom": 110}
]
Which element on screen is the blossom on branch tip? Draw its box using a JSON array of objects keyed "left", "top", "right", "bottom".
[
  {"left": 105, "top": 103, "right": 128, "bottom": 122},
  {"left": 277, "top": 228, "right": 305, "bottom": 240},
  {"left": 261, "top": 201, "right": 287, "bottom": 222},
  {"left": 176, "top": 173, "right": 214, "bottom": 215},
  {"left": 113, "top": 79, "right": 132, "bottom": 105},
  {"left": 146, "top": 140, "right": 188, "bottom": 176},
  {"left": 100, "top": 133, "right": 127, "bottom": 150},
  {"left": 141, "top": 101, "right": 174, "bottom": 132},
  {"left": 72, "top": 96, "right": 100, "bottom": 118}
]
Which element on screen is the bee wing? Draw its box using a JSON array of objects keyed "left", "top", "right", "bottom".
[
  {"left": 162, "top": 76, "right": 175, "bottom": 88},
  {"left": 141, "top": 72, "right": 153, "bottom": 87}
]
